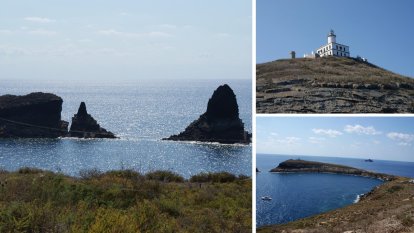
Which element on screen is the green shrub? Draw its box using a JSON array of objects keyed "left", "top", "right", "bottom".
[
  {"left": 387, "top": 185, "right": 403, "bottom": 193},
  {"left": 79, "top": 168, "right": 102, "bottom": 180},
  {"left": 145, "top": 170, "right": 184, "bottom": 182},
  {"left": 190, "top": 172, "right": 236, "bottom": 183},
  {"left": 18, "top": 167, "right": 44, "bottom": 174}
]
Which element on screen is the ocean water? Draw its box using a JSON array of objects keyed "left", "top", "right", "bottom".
[
  {"left": 0, "top": 79, "right": 252, "bottom": 178},
  {"left": 256, "top": 154, "right": 414, "bottom": 227}
]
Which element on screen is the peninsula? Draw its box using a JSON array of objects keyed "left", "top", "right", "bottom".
[
  {"left": 270, "top": 159, "right": 395, "bottom": 181},
  {"left": 260, "top": 159, "right": 414, "bottom": 233}
]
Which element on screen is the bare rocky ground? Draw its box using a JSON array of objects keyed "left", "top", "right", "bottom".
[{"left": 256, "top": 57, "right": 414, "bottom": 113}]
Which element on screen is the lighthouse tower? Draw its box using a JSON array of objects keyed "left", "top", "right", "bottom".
[
  {"left": 327, "top": 30, "right": 336, "bottom": 43},
  {"left": 316, "top": 30, "right": 350, "bottom": 57}
]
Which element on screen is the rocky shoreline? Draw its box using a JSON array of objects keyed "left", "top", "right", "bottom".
[
  {"left": 0, "top": 92, "right": 115, "bottom": 139},
  {"left": 259, "top": 159, "right": 414, "bottom": 233}
]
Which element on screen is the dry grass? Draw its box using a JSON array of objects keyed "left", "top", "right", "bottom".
[
  {"left": 257, "top": 57, "right": 414, "bottom": 86},
  {"left": 0, "top": 168, "right": 251, "bottom": 233}
]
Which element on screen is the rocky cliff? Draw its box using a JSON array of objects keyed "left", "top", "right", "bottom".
[
  {"left": 0, "top": 92, "right": 68, "bottom": 138},
  {"left": 270, "top": 159, "right": 395, "bottom": 181},
  {"left": 164, "top": 84, "right": 251, "bottom": 144},
  {"left": 69, "top": 102, "right": 116, "bottom": 138},
  {"left": 257, "top": 56, "right": 414, "bottom": 113}
]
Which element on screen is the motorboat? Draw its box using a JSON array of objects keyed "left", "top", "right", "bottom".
[{"left": 261, "top": 196, "right": 272, "bottom": 201}]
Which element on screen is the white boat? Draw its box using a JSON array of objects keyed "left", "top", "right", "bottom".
[{"left": 261, "top": 196, "right": 272, "bottom": 201}]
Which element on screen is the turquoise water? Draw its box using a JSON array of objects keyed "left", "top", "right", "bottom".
[
  {"left": 256, "top": 154, "right": 414, "bottom": 227},
  {"left": 0, "top": 79, "right": 252, "bottom": 178}
]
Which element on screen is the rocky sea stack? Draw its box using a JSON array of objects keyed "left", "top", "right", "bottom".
[
  {"left": 164, "top": 84, "right": 251, "bottom": 144},
  {"left": 69, "top": 102, "right": 115, "bottom": 138},
  {"left": 0, "top": 92, "right": 68, "bottom": 138}
]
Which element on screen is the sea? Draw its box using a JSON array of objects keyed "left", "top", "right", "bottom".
[
  {"left": 0, "top": 79, "right": 252, "bottom": 178},
  {"left": 256, "top": 154, "right": 414, "bottom": 227}
]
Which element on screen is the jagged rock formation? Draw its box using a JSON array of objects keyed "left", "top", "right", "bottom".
[
  {"left": 257, "top": 56, "right": 414, "bottom": 113},
  {"left": 164, "top": 84, "right": 251, "bottom": 144},
  {"left": 270, "top": 159, "right": 395, "bottom": 181},
  {"left": 0, "top": 92, "right": 68, "bottom": 138},
  {"left": 69, "top": 102, "right": 115, "bottom": 138}
]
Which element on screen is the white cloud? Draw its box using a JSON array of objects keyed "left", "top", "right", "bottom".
[
  {"left": 27, "top": 29, "right": 57, "bottom": 36},
  {"left": 97, "top": 29, "right": 172, "bottom": 38},
  {"left": 372, "top": 140, "right": 380, "bottom": 145},
  {"left": 312, "top": 128, "right": 343, "bottom": 137},
  {"left": 159, "top": 24, "right": 177, "bottom": 29},
  {"left": 0, "top": 29, "right": 13, "bottom": 35},
  {"left": 344, "top": 124, "right": 381, "bottom": 135},
  {"left": 147, "top": 31, "right": 172, "bottom": 37},
  {"left": 215, "top": 33, "right": 231, "bottom": 37},
  {"left": 276, "top": 136, "right": 301, "bottom": 145},
  {"left": 0, "top": 46, "right": 29, "bottom": 56},
  {"left": 308, "top": 137, "right": 326, "bottom": 144},
  {"left": 24, "top": 17, "right": 55, "bottom": 23},
  {"left": 387, "top": 132, "right": 414, "bottom": 146},
  {"left": 270, "top": 132, "right": 278, "bottom": 136}
]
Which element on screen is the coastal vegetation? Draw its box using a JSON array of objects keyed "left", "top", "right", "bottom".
[{"left": 0, "top": 168, "right": 251, "bottom": 232}]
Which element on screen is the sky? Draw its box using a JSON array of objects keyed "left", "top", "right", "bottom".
[
  {"left": 257, "top": 0, "right": 414, "bottom": 78},
  {"left": 0, "top": 0, "right": 251, "bottom": 81},
  {"left": 257, "top": 117, "right": 414, "bottom": 162}
]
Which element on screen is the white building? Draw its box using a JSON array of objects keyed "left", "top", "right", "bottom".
[{"left": 316, "top": 30, "right": 350, "bottom": 57}]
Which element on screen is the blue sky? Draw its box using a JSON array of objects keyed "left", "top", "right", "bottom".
[
  {"left": 0, "top": 0, "right": 251, "bottom": 81},
  {"left": 257, "top": 117, "right": 414, "bottom": 162},
  {"left": 257, "top": 0, "right": 414, "bottom": 78}
]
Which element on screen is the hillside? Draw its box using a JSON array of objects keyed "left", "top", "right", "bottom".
[
  {"left": 0, "top": 169, "right": 251, "bottom": 233},
  {"left": 256, "top": 57, "right": 414, "bottom": 113}
]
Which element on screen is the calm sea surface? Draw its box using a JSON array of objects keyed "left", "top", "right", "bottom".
[
  {"left": 0, "top": 79, "right": 252, "bottom": 178},
  {"left": 256, "top": 154, "right": 414, "bottom": 227}
]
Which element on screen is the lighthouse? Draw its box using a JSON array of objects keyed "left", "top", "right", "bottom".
[
  {"left": 316, "top": 30, "right": 350, "bottom": 57},
  {"left": 327, "top": 30, "right": 336, "bottom": 43}
]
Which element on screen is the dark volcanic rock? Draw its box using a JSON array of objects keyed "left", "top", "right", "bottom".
[
  {"left": 270, "top": 159, "right": 395, "bottom": 181},
  {"left": 0, "top": 92, "right": 68, "bottom": 138},
  {"left": 69, "top": 102, "right": 116, "bottom": 138},
  {"left": 164, "top": 84, "right": 251, "bottom": 144}
]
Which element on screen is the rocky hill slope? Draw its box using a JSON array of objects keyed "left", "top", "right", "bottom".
[{"left": 257, "top": 57, "right": 414, "bottom": 113}]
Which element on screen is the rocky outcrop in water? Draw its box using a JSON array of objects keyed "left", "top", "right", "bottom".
[
  {"left": 164, "top": 84, "right": 251, "bottom": 144},
  {"left": 257, "top": 57, "right": 414, "bottom": 113},
  {"left": 69, "top": 102, "right": 116, "bottom": 138},
  {"left": 270, "top": 159, "right": 395, "bottom": 181},
  {"left": 0, "top": 92, "right": 68, "bottom": 138}
]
